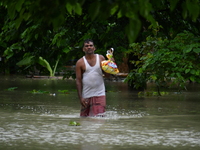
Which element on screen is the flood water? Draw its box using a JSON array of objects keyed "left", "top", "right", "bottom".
[{"left": 0, "top": 76, "right": 200, "bottom": 150}]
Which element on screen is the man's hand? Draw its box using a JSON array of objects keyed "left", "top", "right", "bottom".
[{"left": 80, "top": 98, "right": 88, "bottom": 108}]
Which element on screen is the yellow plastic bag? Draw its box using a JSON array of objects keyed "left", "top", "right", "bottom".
[{"left": 101, "top": 48, "right": 119, "bottom": 74}]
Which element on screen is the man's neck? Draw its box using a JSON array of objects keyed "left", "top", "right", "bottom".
[{"left": 85, "top": 53, "right": 95, "bottom": 59}]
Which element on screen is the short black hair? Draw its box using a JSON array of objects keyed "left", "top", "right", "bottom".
[{"left": 83, "top": 39, "right": 94, "bottom": 47}]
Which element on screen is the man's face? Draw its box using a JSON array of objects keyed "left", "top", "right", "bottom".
[{"left": 83, "top": 41, "right": 95, "bottom": 54}]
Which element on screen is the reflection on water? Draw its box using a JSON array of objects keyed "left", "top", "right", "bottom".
[{"left": 0, "top": 76, "right": 200, "bottom": 150}]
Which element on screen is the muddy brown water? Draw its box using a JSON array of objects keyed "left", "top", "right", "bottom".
[{"left": 0, "top": 76, "right": 200, "bottom": 150}]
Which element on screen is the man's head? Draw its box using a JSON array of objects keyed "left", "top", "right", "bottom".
[
  {"left": 82, "top": 39, "right": 96, "bottom": 54},
  {"left": 83, "top": 39, "right": 94, "bottom": 47}
]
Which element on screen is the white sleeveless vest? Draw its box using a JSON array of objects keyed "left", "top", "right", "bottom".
[{"left": 82, "top": 54, "right": 105, "bottom": 98}]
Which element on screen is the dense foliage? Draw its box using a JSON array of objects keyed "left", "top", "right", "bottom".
[
  {"left": 0, "top": 0, "right": 200, "bottom": 92},
  {"left": 125, "top": 31, "right": 200, "bottom": 94}
]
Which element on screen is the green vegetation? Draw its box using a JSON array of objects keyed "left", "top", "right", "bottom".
[
  {"left": 28, "top": 89, "right": 49, "bottom": 94},
  {"left": 6, "top": 87, "right": 18, "bottom": 91},
  {"left": 0, "top": 0, "right": 200, "bottom": 93},
  {"left": 69, "top": 121, "right": 81, "bottom": 126},
  {"left": 125, "top": 31, "right": 200, "bottom": 94},
  {"left": 138, "top": 91, "right": 169, "bottom": 97},
  {"left": 27, "top": 89, "right": 75, "bottom": 94},
  {"left": 58, "top": 90, "right": 69, "bottom": 94}
]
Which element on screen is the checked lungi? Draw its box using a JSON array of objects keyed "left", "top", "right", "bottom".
[{"left": 80, "top": 96, "right": 106, "bottom": 117}]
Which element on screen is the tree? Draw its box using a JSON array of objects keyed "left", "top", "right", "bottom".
[
  {"left": 125, "top": 31, "right": 200, "bottom": 94},
  {"left": 0, "top": 1, "right": 130, "bottom": 75},
  {"left": 0, "top": 0, "right": 200, "bottom": 77},
  {"left": 2, "top": 0, "right": 199, "bottom": 43}
]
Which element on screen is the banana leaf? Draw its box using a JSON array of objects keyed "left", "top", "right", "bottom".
[{"left": 38, "top": 56, "right": 53, "bottom": 76}]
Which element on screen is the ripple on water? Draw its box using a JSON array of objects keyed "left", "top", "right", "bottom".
[{"left": 1, "top": 111, "right": 200, "bottom": 149}]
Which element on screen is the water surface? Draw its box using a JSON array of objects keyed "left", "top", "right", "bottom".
[{"left": 0, "top": 76, "right": 200, "bottom": 150}]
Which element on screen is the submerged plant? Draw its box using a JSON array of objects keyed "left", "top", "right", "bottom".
[
  {"left": 138, "top": 91, "right": 169, "bottom": 97},
  {"left": 28, "top": 89, "right": 49, "bottom": 94},
  {"left": 69, "top": 121, "right": 81, "bottom": 126},
  {"left": 58, "top": 90, "right": 69, "bottom": 94},
  {"left": 6, "top": 87, "right": 18, "bottom": 91}
]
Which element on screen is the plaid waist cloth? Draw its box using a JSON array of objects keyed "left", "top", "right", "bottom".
[{"left": 80, "top": 95, "right": 106, "bottom": 117}]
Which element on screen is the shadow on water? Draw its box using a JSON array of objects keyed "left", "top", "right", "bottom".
[{"left": 0, "top": 75, "right": 200, "bottom": 150}]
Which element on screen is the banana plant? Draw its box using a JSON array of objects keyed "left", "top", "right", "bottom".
[
  {"left": 36, "top": 55, "right": 61, "bottom": 77},
  {"left": 16, "top": 55, "right": 61, "bottom": 77},
  {"left": 38, "top": 56, "right": 53, "bottom": 77}
]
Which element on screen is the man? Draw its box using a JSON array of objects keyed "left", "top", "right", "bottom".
[{"left": 76, "top": 39, "right": 111, "bottom": 117}]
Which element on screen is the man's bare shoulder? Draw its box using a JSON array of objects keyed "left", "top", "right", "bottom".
[
  {"left": 98, "top": 54, "right": 106, "bottom": 61},
  {"left": 76, "top": 57, "right": 84, "bottom": 65}
]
